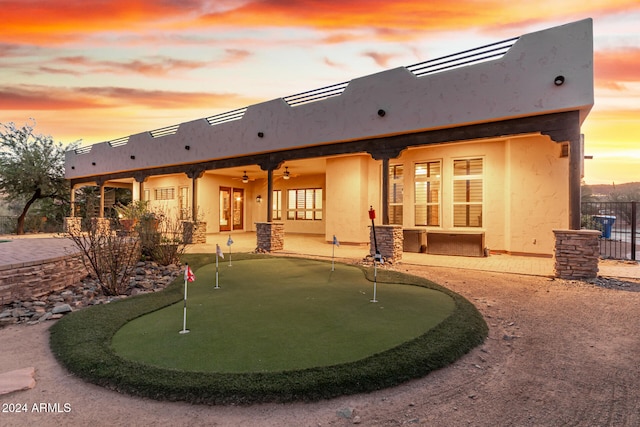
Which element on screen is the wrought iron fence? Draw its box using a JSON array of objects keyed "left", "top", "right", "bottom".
[{"left": 581, "top": 201, "right": 638, "bottom": 261}]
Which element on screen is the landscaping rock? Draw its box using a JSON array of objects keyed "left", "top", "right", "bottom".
[
  {"left": 0, "top": 261, "right": 182, "bottom": 325},
  {"left": 52, "top": 304, "right": 72, "bottom": 314}
]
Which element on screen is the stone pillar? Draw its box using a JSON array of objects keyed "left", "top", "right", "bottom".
[
  {"left": 182, "top": 221, "right": 207, "bottom": 244},
  {"left": 256, "top": 222, "right": 284, "bottom": 252},
  {"left": 90, "top": 217, "right": 111, "bottom": 235},
  {"left": 553, "top": 229, "right": 600, "bottom": 279},
  {"left": 64, "top": 217, "right": 82, "bottom": 234},
  {"left": 370, "top": 224, "right": 403, "bottom": 263}
]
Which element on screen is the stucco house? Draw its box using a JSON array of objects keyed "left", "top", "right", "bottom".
[{"left": 65, "top": 19, "right": 594, "bottom": 259}]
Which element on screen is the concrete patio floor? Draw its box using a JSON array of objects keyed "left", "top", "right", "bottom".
[{"left": 1, "top": 232, "right": 637, "bottom": 279}]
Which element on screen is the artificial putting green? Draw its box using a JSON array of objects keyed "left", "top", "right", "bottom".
[{"left": 112, "top": 258, "right": 455, "bottom": 373}]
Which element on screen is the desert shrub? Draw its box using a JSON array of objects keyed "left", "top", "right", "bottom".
[{"left": 66, "top": 218, "right": 141, "bottom": 296}]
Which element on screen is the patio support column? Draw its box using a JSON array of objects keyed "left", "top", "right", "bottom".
[
  {"left": 258, "top": 157, "right": 284, "bottom": 223},
  {"left": 568, "top": 134, "right": 582, "bottom": 230},
  {"left": 70, "top": 184, "right": 76, "bottom": 217},
  {"left": 133, "top": 173, "right": 148, "bottom": 202},
  {"left": 267, "top": 168, "right": 273, "bottom": 222},
  {"left": 367, "top": 147, "right": 406, "bottom": 227},
  {"left": 381, "top": 157, "right": 390, "bottom": 225},
  {"left": 98, "top": 181, "right": 105, "bottom": 218},
  {"left": 186, "top": 167, "right": 205, "bottom": 221}
]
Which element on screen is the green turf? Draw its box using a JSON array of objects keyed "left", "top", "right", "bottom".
[{"left": 112, "top": 258, "right": 454, "bottom": 372}]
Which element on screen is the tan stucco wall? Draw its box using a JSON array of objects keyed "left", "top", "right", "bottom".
[
  {"left": 326, "top": 155, "right": 378, "bottom": 244},
  {"left": 394, "top": 134, "right": 567, "bottom": 255}
]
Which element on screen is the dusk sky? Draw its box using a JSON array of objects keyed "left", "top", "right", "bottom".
[{"left": 2, "top": 0, "right": 639, "bottom": 184}]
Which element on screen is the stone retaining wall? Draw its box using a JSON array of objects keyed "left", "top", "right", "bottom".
[
  {"left": 256, "top": 222, "right": 284, "bottom": 252},
  {"left": 553, "top": 229, "right": 601, "bottom": 279},
  {"left": 0, "top": 254, "right": 87, "bottom": 305},
  {"left": 370, "top": 225, "right": 403, "bottom": 263}
]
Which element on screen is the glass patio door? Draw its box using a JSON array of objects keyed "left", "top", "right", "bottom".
[{"left": 220, "top": 187, "right": 244, "bottom": 232}]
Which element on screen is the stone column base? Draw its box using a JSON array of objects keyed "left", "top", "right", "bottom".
[
  {"left": 256, "top": 222, "right": 284, "bottom": 252},
  {"left": 182, "top": 221, "right": 207, "bottom": 244},
  {"left": 63, "top": 217, "right": 82, "bottom": 234},
  {"left": 90, "top": 218, "right": 111, "bottom": 235},
  {"left": 553, "top": 229, "right": 600, "bottom": 279},
  {"left": 370, "top": 224, "right": 403, "bottom": 263}
]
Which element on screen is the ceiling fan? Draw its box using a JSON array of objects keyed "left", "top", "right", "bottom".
[
  {"left": 275, "top": 166, "right": 298, "bottom": 180},
  {"left": 231, "top": 171, "right": 256, "bottom": 183}
]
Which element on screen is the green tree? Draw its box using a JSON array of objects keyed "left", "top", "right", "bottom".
[{"left": 0, "top": 121, "right": 77, "bottom": 234}]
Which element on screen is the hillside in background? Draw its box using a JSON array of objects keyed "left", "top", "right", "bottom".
[{"left": 584, "top": 182, "right": 640, "bottom": 199}]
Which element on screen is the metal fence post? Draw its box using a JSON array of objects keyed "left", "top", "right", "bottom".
[{"left": 632, "top": 201, "right": 637, "bottom": 261}]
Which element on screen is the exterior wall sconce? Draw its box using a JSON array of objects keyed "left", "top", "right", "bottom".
[
  {"left": 283, "top": 166, "right": 290, "bottom": 180},
  {"left": 256, "top": 195, "right": 262, "bottom": 203},
  {"left": 554, "top": 75, "right": 565, "bottom": 86},
  {"left": 71, "top": 166, "right": 75, "bottom": 170},
  {"left": 257, "top": 132, "right": 264, "bottom": 138},
  {"left": 377, "top": 109, "right": 386, "bottom": 117},
  {"left": 185, "top": 145, "right": 190, "bottom": 150},
  {"left": 130, "top": 155, "right": 136, "bottom": 160},
  {"left": 242, "top": 171, "right": 249, "bottom": 183},
  {"left": 92, "top": 162, "right": 96, "bottom": 166}
]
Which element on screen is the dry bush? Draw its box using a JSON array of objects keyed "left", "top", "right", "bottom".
[{"left": 66, "top": 218, "right": 141, "bottom": 296}]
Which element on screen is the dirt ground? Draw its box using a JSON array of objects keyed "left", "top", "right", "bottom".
[{"left": 1, "top": 265, "right": 639, "bottom": 427}]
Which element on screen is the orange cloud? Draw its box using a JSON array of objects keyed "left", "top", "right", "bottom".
[
  {"left": 0, "top": 0, "right": 200, "bottom": 44},
  {"left": 197, "top": 0, "right": 640, "bottom": 33},
  {"left": 361, "top": 51, "right": 399, "bottom": 67},
  {"left": 594, "top": 48, "right": 640, "bottom": 88},
  {"left": 0, "top": 84, "right": 258, "bottom": 111},
  {"left": 6, "top": 0, "right": 640, "bottom": 46}
]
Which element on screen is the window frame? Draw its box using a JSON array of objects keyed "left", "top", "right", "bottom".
[
  {"left": 389, "top": 164, "right": 404, "bottom": 225},
  {"left": 286, "top": 188, "right": 323, "bottom": 221},
  {"left": 452, "top": 157, "right": 484, "bottom": 228},
  {"left": 414, "top": 160, "right": 441, "bottom": 227}
]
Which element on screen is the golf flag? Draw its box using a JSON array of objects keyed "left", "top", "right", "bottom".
[
  {"left": 184, "top": 265, "right": 195, "bottom": 282},
  {"left": 180, "top": 263, "right": 194, "bottom": 334},
  {"left": 331, "top": 235, "right": 339, "bottom": 271},
  {"left": 216, "top": 244, "right": 225, "bottom": 259},
  {"left": 226, "top": 235, "right": 233, "bottom": 266}
]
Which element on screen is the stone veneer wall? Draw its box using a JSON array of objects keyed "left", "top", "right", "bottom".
[
  {"left": 0, "top": 254, "right": 87, "bottom": 305},
  {"left": 64, "top": 217, "right": 82, "bottom": 234},
  {"left": 553, "top": 229, "right": 601, "bottom": 279},
  {"left": 370, "top": 225, "right": 403, "bottom": 263},
  {"left": 182, "top": 221, "right": 207, "bottom": 244},
  {"left": 256, "top": 222, "right": 284, "bottom": 252}
]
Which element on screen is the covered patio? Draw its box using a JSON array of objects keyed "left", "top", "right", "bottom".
[{"left": 186, "top": 231, "right": 556, "bottom": 277}]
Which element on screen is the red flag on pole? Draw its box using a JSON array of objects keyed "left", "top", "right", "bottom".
[{"left": 184, "top": 265, "right": 195, "bottom": 282}]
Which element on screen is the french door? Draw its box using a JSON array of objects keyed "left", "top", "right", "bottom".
[{"left": 220, "top": 187, "right": 244, "bottom": 232}]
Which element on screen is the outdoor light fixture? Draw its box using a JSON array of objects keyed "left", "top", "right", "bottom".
[
  {"left": 256, "top": 195, "right": 262, "bottom": 203},
  {"left": 554, "top": 75, "right": 565, "bottom": 86},
  {"left": 242, "top": 171, "right": 249, "bottom": 183},
  {"left": 92, "top": 162, "right": 96, "bottom": 166},
  {"left": 130, "top": 155, "right": 135, "bottom": 160},
  {"left": 185, "top": 145, "right": 190, "bottom": 150},
  {"left": 258, "top": 132, "right": 264, "bottom": 138},
  {"left": 377, "top": 109, "right": 386, "bottom": 117},
  {"left": 283, "top": 166, "right": 290, "bottom": 180}
]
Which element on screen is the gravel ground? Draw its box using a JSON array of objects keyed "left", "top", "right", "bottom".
[{"left": 1, "top": 265, "right": 639, "bottom": 426}]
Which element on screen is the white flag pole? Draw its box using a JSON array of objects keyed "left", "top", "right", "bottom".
[
  {"left": 179, "top": 267, "right": 190, "bottom": 334},
  {"left": 332, "top": 243, "right": 335, "bottom": 272},
  {"left": 215, "top": 252, "right": 220, "bottom": 289},
  {"left": 371, "top": 254, "right": 380, "bottom": 303}
]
